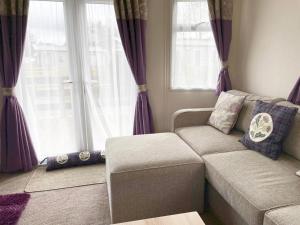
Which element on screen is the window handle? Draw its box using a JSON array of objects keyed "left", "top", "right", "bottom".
[{"left": 63, "top": 80, "right": 73, "bottom": 84}]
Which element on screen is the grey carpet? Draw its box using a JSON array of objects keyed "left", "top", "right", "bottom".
[
  {"left": 0, "top": 171, "right": 34, "bottom": 195},
  {"left": 25, "top": 164, "right": 106, "bottom": 192},
  {"left": 19, "top": 184, "right": 111, "bottom": 225},
  {"left": 0, "top": 164, "right": 223, "bottom": 225}
]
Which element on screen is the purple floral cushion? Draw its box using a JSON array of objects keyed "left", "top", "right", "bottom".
[{"left": 240, "top": 101, "right": 298, "bottom": 159}]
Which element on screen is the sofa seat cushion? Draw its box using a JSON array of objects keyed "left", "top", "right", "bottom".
[
  {"left": 264, "top": 205, "right": 300, "bottom": 225},
  {"left": 176, "top": 125, "right": 247, "bottom": 156},
  {"left": 203, "top": 151, "right": 300, "bottom": 225}
]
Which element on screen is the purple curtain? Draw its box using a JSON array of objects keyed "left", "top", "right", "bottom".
[
  {"left": 113, "top": 0, "right": 154, "bottom": 134},
  {"left": 288, "top": 76, "right": 300, "bottom": 105},
  {"left": 0, "top": 0, "right": 37, "bottom": 172},
  {"left": 208, "top": 0, "right": 233, "bottom": 95}
]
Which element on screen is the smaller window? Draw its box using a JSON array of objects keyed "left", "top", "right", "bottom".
[{"left": 171, "top": 0, "right": 220, "bottom": 90}]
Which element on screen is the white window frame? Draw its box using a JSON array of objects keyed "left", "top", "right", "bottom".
[{"left": 169, "top": 0, "right": 220, "bottom": 91}]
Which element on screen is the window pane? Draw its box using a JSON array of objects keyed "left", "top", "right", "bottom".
[
  {"left": 18, "top": 0, "right": 82, "bottom": 160},
  {"left": 171, "top": 0, "right": 220, "bottom": 90},
  {"left": 84, "top": 2, "right": 137, "bottom": 150},
  {"left": 176, "top": 0, "right": 209, "bottom": 26}
]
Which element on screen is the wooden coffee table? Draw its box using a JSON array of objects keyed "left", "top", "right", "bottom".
[{"left": 113, "top": 212, "right": 205, "bottom": 225}]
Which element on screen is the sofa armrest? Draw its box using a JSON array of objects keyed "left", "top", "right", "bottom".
[{"left": 171, "top": 108, "right": 214, "bottom": 132}]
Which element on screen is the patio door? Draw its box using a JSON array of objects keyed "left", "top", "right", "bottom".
[{"left": 18, "top": 0, "right": 136, "bottom": 160}]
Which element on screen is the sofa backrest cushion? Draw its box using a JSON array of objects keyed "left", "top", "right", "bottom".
[
  {"left": 227, "top": 90, "right": 250, "bottom": 97},
  {"left": 227, "top": 90, "right": 250, "bottom": 132},
  {"left": 277, "top": 101, "right": 300, "bottom": 160},
  {"left": 228, "top": 90, "right": 284, "bottom": 133}
]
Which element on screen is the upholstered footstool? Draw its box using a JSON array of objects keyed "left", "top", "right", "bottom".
[{"left": 105, "top": 133, "right": 205, "bottom": 223}]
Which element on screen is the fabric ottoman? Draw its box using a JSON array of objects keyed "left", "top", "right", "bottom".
[{"left": 105, "top": 133, "right": 205, "bottom": 223}]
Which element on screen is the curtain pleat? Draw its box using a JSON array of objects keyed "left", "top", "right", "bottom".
[
  {"left": 288, "top": 77, "right": 300, "bottom": 105},
  {"left": 114, "top": 0, "right": 154, "bottom": 134},
  {"left": 208, "top": 0, "right": 233, "bottom": 95},
  {"left": 0, "top": 0, "right": 37, "bottom": 172}
]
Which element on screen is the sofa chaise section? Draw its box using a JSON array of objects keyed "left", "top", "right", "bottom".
[
  {"left": 203, "top": 151, "right": 300, "bottom": 225},
  {"left": 106, "top": 133, "right": 205, "bottom": 223},
  {"left": 264, "top": 205, "right": 300, "bottom": 225},
  {"left": 206, "top": 182, "right": 249, "bottom": 225}
]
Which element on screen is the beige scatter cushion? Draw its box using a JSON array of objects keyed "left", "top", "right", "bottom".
[{"left": 208, "top": 92, "right": 246, "bottom": 134}]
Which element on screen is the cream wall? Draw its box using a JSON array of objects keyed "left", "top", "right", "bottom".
[{"left": 231, "top": 0, "right": 300, "bottom": 99}]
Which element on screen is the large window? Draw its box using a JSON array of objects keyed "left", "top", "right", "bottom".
[
  {"left": 171, "top": 0, "right": 220, "bottom": 90},
  {"left": 18, "top": 0, "right": 136, "bottom": 160}
]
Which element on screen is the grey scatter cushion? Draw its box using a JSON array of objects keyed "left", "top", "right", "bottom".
[
  {"left": 208, "top": 92, "right": 246, "bottom": 134},
  {"left": 240, "top": 101, "right": 298, "bottom": 159},
  {"left": 46, "top": 151, "right": 105, "bottom": 171}
]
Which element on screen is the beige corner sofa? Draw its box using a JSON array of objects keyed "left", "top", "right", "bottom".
[{"left": 106, "top": 90, "right": 300, "bottom": 225}]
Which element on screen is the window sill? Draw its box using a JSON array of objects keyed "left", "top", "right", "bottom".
[{"left": 168, "top": 88, "right": 216, "bottom": 92}]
